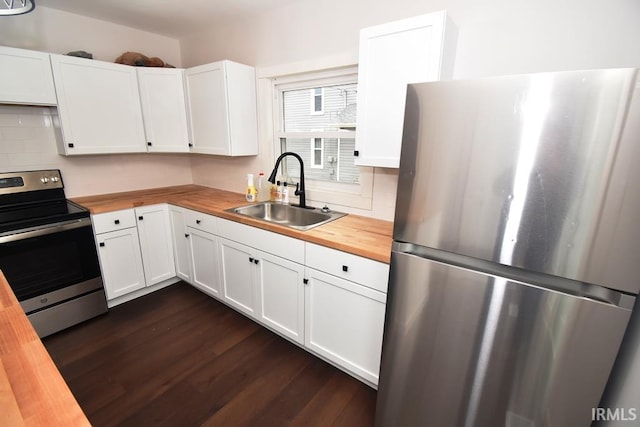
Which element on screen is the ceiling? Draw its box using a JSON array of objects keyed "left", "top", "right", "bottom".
[{"left": 39, "top": 0, "right": 305, "bottom": 39}]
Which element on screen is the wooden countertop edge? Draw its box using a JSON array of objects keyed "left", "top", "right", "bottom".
[
  {"left": 72, "top": 185, "right": 393, "bottom": 264},
  {"left": 0, "top": 270, "right": 90, "bottom": 426}
]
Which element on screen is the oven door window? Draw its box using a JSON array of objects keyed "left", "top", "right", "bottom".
[{"left": 0, "top": 225, "right": 101, "bottom": 301}]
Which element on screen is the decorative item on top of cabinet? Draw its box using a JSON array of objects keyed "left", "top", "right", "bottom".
[
  {"left": 185, "top": 60, "right": 259, "bottom": 156},
  {"left": 0, "top": 46, "right": 57, "bottom": 105},
  {"left": 137, "top": 67, "right": 191, "bottom": 153},
  {"left": 354, "top": 11, "right": 457, "bottom": 168},
  {"left": 50, "top": 53, "right": 147, "bottom": 155}
]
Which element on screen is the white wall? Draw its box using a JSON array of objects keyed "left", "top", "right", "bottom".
[
  {"left": 181, "top": 0, "right": 640, "bottom": 220},
  {"left": 0, "top": 6, "right": 181, "bottom": 65},
  {"left": 0, "top": 7, "right": 192, "bottom": 197}
]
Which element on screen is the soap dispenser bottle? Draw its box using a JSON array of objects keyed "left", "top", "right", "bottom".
[
  {"left": 257, "top": 172, "right": 269, "bottom": 202},
  {"left": 246, "top": 174, "right": 257, "bottom": 202},
  {"left": 282, "top": 182, "right": 290, "bottom": 204}
]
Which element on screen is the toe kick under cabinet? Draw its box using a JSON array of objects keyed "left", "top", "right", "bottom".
[{"left": 168, "top": 206, "right": 389, "bottom": 387}]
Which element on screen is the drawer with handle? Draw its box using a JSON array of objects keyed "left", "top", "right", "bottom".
[
  {"left": 92, "top": 209, "right": 136, "bottom": 234},
  {"left": 305, "top": 242, "right": 389, "bottom": 293}
]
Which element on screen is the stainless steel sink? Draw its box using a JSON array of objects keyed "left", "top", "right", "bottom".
[{"left": 227, "top": 202, "right": 347, "bottom": 231}]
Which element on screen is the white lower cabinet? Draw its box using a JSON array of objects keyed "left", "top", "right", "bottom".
[
  {"left": 218, "top": 237, "right": 259, "bottom": 318},
  {"left": 216, "top": 218, "right": 306, "bottom": 343},
  {"left": 168, "top": 210, "right": 389, "bottom": 386},
  {"left": 135, "top": 204, "right": 175, "bottom": 286},
  {"left": 169, "top": 205, "right": 192, "bottom": 282},
  {"left": 188, "top": 227, "right": 221, "bottom": 298},
  {"left": 94, "top": 210, "right": 146, "bottom": 300},
  {"left": 304, "top": 267, "right": 387, "bottom": 385},
  {"left": 305, "top": 242, "right": 389, "bottom": 385},
  {"left": 94, "top": 205, "right": 176, "bottom": 302},
  {"left": 169, "top": 206, "right": 221, "bottom": 297},
  {"left": 257, "top": 252, "right": 305, "bottom": 345}
]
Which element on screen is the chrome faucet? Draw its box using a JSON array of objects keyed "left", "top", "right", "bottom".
[{"left": 268, "top": 152, "right": 310, "bottom": 209}]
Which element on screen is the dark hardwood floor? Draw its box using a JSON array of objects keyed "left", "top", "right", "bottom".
[{"left": 42, "top": 282, "right": 377, "bottom": 426}]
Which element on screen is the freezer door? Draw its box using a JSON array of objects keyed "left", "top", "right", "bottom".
[
  {"left": 394, "top": 68, "right": 640, "bottom": 294},
  {"left": 375, "top": 251, "right": 633, "bottom": 427}
]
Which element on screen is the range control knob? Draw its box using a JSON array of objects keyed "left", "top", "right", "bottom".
[
  {"left": 51, "top": 176, "right": 59, "bottom": 182},
  {"left": 40, "top": 177, "right": 49, "bottom": 184}
]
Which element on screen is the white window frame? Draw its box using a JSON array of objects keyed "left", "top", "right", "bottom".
[
  {"left": 310, "top": 136, "right": 324, "bottom": 169},
  {"left": 271, "top": 67, "right": 373, "bottom": 211},
  {"left": 310, "top": 87, "right": 324, "bottom": 115}
]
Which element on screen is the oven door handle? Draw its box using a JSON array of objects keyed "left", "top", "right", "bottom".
[{"left": 0, "top": 217, "right": 93, "bottom": 244}]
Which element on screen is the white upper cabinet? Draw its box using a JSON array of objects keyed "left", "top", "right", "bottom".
[
  {"left": 185, "top": 60, "right": 258, "bottom": 156},
  {"left": 50, "top": 54, "right": 146, "bottom": 155},
  {"left": 0, "top": 46, "right": 57, "bottom": 105},
  {"left": 137, "top": 68, "right": 191, "bottom": 153},
  {"left": 354, "top": 11, "right": 457, "bottom": 168}
]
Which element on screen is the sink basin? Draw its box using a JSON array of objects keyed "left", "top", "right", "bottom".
[{"left": 227, "top": 202, "right": 347, "bottom": 231}]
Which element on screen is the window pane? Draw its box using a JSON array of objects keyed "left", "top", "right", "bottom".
[
  {"left": 284, "top": 83, "right": 357, "bottom": 132},
  {"left": 280, "top": 137, "right": 358, "bottom": 184}
]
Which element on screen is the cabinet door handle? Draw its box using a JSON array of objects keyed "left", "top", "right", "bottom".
[
  {"left": 254, "top": 259, "right": 259, "bottom": 265},
  {"left": 196, "top": 219, "right": 201, "bottom": 224},
  {"left": 249, "top": 257, "right": 254, "bottom": 263},
  {"left": 68, "top": 143, "right": 74, "bottom": 148},
  {"left": 303, "top": 278, "right": 309, "bottom": 285},
  {"left": 99, "top": 242, "right": 105, "bottom": 247},
  {"left": 353, "top": 150, "right": 359, "bottom": 157},
  {"left": 342, "top": 265, "right": 349, "bottom": 272},
  {"left": 185, "top": 233, "right": 190, "bottom": 238},
  {"left": 114, "top": 219, "right": 120, "bottom": 225},
  {"left": 138, "top": 216, "right": 143, "bottom": 220},
  {"left": 188, "top": 143, "right": 193, "bottom": 148},
  {"left": 147, "top": 142, "right": 152, "bottom": 146}
]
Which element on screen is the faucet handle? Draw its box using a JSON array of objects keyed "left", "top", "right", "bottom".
[{"left": 294, "top": 182, "right": 301, "bottom": 195}]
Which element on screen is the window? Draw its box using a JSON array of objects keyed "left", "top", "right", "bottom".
[
  {"left": 271, "top": 67, "right": 373, "bottom": 210},
  {"left": 311, "top": 137, "right": 324, "bottom": 168},
  {"left": 310, "top": 88, "right": 324, "bottom": 114},
  {"left": 278, "top": 80, "right": 358, "bottom": 184}
]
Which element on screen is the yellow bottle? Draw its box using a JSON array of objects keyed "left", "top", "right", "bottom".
[{"left": 246, "top": 174, "right": 257, "bottom": 202}]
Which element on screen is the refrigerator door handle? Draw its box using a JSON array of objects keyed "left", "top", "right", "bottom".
[{"left": 393, "top": 242, "right": 635, "bottom": 310}]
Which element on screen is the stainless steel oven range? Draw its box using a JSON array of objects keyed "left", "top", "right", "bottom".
[{"left": 0, "top": 169, "right": 106, "bottom": 337}]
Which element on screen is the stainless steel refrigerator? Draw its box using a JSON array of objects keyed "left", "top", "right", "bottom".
[{"left": 375, "top": 68, "right": 640, "bottom": 427}]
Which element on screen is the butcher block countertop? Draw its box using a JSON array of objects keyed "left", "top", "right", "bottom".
[
  {"left": 0, "top": 270, "right": 90, "bottom": 426},
  {"left": 72, "top": 185, "right": 393, "bottom": 264}
]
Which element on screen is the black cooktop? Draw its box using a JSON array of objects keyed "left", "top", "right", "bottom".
[
  {"left": 0, "top": 170, "right": 89, "bottom": 235},
  {"left": 0, "top": 199, "right": 89, "bottom": 234}
]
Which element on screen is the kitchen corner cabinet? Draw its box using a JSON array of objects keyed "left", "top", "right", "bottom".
[
  {"left": 355, "top": 11, "right": 457, "bottom": 168},
  {"left": 170, "top": 206, "right": 221, "bottom": 297},
  {"left": 169, "top": 206, "right": 193, "bottom": 282},
  {"left": 135, "top": 204, "right": 176, "bottom": 285},
  {"left": 185, "top": 60, "right": 259, "bottom": 156},
  {"left": 50, "top": 53, "right": 146, "bottom": 155},
  {"left": 137, "top": 68, "right": 191, "bottom": 153},
  {"left": 0, "top": 46, "right": 57, "bottom": 105},
  {"left": 93, "top": 209, "right": 146, "bottom": 299},
  {"left": 304, "top": 243, "right": 389, "bottom": 385}
]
